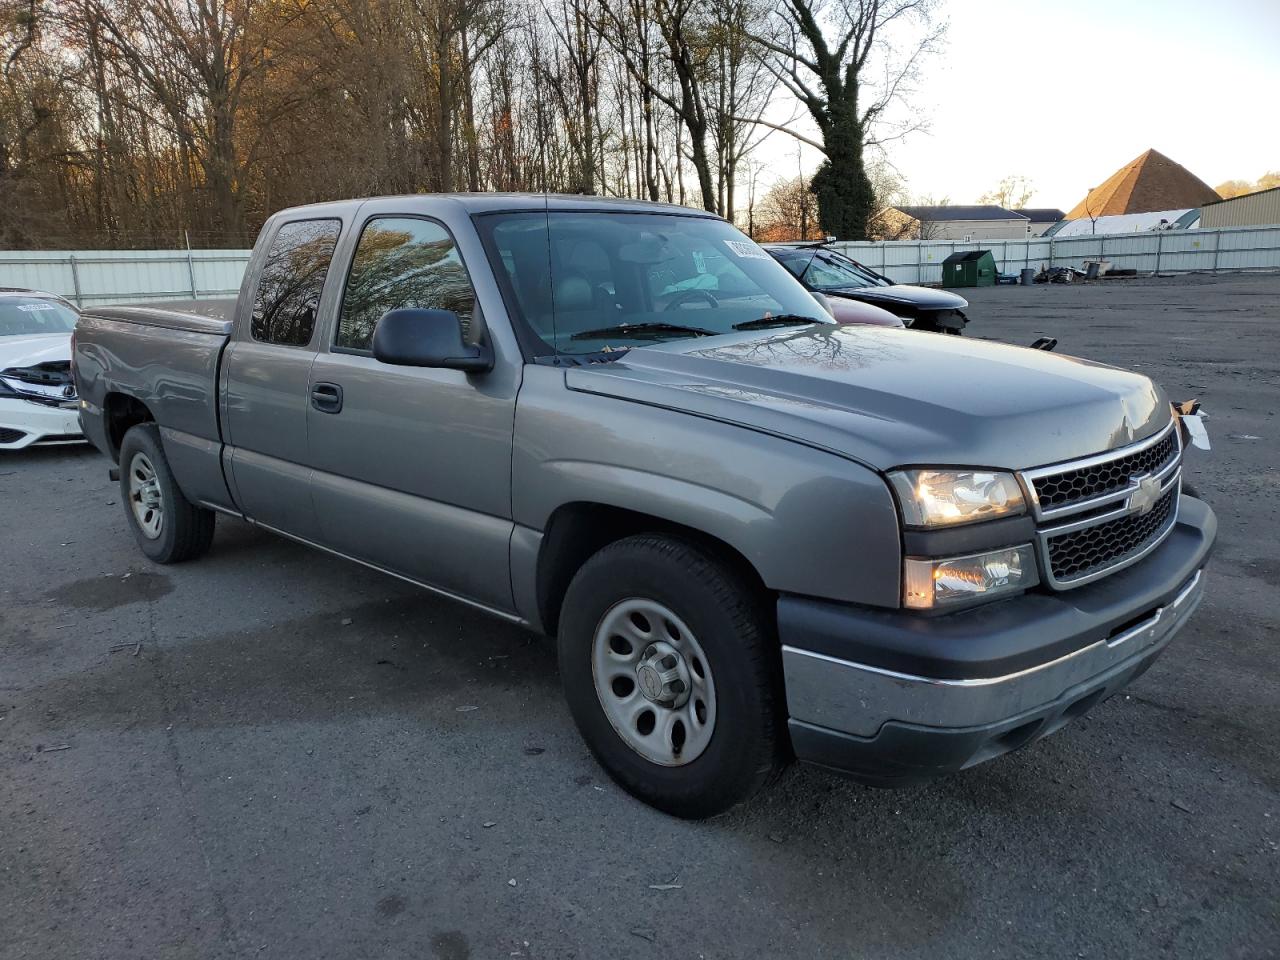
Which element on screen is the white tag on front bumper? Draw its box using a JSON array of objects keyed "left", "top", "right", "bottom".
[{"left": 1182, "top": 414, "right": 1210, "bottom": 450}]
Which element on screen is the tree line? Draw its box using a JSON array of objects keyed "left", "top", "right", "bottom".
[{"left": 0, "top": 0, "right": 942, "bottom": 249}]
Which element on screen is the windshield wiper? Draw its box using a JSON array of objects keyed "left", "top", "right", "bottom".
[
  {"left": 569, "top": 321, "right": 716, "bottom": 341},
  {"left": 732, "top": 314, "right": 819, "bottom": 331}
]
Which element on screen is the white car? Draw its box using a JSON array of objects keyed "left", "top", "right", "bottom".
[{"left": 0, "top": 289, "right": 84, "bottom": 450}]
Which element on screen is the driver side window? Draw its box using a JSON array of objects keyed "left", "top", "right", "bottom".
[{"left": 337, "top": 217, "right": 476, "bottom": 352}]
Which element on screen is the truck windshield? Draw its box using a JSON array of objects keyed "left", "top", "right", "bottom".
[
  {"left": 775, "top": 250, "right": 890, "bottom": 290},
  {"left": 0, "top": 297, "right": 78, "bottom": 337},
  {"left": 477, "top": 211, "right": 829, "bottom": 355}
]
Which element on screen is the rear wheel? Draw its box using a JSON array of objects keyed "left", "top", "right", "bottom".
[
  {"left": 557, "top": 535, "right": 784, "bottom": 818},
  {"left": 118, "top": 423, "right": 215, "bottom": 563}
]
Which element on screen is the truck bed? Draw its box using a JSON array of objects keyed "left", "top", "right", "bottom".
[
  {"left": 75, "top": 300, "right": 235, "bottom": 510},
  {"left": 88, "top": 299, "right": 236, "bottom": 336}
]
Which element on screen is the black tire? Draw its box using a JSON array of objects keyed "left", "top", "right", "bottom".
[
  {"left": 557, "top": 534, "right": 784, "bottom": 819},
  {"left": 118, "top": 423, "right": 216, "bottom": 563}
]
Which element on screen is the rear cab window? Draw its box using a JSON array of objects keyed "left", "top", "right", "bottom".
[{"left": 250, "top": 219, "right": 342, "bottom": 346}]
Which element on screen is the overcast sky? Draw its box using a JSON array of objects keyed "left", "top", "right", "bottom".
[{"left": 751, "top": 0, "right": 1280, "bottom": 210}]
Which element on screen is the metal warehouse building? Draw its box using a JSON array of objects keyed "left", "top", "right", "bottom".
[{"left": 1200, "top": 187, "right": 1280, "bottom": 228}]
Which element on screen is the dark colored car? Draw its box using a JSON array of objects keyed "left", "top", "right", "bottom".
[{"left": 765, "top": 244, "right": 970, "bottom": 333}]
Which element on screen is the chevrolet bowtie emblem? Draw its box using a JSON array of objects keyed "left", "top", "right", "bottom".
[{"left": 1128, "top": 475, "right": 1162, "bottom": 515}]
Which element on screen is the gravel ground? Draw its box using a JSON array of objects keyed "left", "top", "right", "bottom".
[{"left": 2, "top": 272, "right": 1277, "bottom": 959}]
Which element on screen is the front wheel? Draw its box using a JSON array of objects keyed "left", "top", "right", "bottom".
[
  {"left": 557, "top": 535, "right": 784, "bottom": 818},
  {"left": 118, "top": 423, "right": 216, "bottom": 563}
]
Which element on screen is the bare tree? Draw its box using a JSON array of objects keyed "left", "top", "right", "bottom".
[
  {"left": 68, "top": 0, "right": 281, "bottom": 238},
  {"left": 0, "top": 0, "right": 788, "bottom": 247},
  {"left": 978, "top": 174, "right": 1033, "bottom": 209},
  {"left": 753, "top": 174, "right": 822, "bottom": 241},
  {"left": 704, "top": 0, "right": 776, "bottom": 221},
  {"left": 541, "top": 0, "right": 603, "bottom": 194},
  {"left": 747, "top": 0, "right": 945, "bottom": 239}
]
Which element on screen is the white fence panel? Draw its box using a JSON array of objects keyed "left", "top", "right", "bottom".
[
  {"left": 0, "top": 249, "right": 251, "bottom": 306},
  {"left": 830, "top": 225, "right": 1280, "bottom": 283},
  {"left": 1215, "top": 226, "right": 1280, "bottom": 270},
  {"left": 1, "top": 225, "right": 1276, "bottom": 306}
]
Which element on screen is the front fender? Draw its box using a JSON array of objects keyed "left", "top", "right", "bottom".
[{"left": 512, "top": 365, "right": 901, "bottom": 608}]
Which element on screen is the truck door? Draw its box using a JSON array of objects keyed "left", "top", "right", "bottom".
[
  {"left": 305, "top": 212, "right": 519, "bottom": 613},
  {"left": 222, "top": 217, "right": 342, "bottom": 541}
]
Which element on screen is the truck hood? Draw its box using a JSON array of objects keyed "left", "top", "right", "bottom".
[
  {"left": 828, "top": 284, "right": 968, "bottom": 311},
  {"left": 563, "top": 325, "right": 1169, "bottom": 472}
]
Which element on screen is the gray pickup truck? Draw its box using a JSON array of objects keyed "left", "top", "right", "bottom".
[{"left": 74, "top": 195, "right": 1216, "bottom": 818}]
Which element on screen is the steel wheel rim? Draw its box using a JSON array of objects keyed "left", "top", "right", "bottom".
[
  {"left": 591, "top": 598, "right": 717, "bottom": 766},
  {"left": 127, "top": 452, "right": 164, "bottom": 540}
]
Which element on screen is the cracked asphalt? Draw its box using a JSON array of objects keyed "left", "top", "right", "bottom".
[{"left": 2, "top": 272, "right": 1277, "bottom": 959}]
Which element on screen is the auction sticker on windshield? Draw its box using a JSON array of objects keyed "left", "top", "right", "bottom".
[
  {"left": 724, "top": 240, "right": 768, "bottom": 259},
  {"left": 17, "top": 302, "right": 57, "bottom": 311}
]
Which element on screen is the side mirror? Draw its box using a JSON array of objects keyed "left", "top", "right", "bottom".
[{"left": 372, "top": 308, "right": 493, "bottom": 373}]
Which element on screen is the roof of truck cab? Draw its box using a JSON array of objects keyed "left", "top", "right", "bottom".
[{"left": 272, "top": 193, "right": 719, "bottom": 218}]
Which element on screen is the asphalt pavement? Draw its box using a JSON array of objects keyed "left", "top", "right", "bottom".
[{"left": 2, "top": 272, "right": 1277, "bottom": 959}]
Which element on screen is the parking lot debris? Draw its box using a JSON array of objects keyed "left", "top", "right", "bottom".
[
  {"left": 1171, "top": 799, "right": 1194, "bottom": 814},
  {"left": 483, "top": 821, "right": 497, "bottom": 828},
  {"left": 107, "top": 639, "right": 143, "bottom": 655},
  {"left": 649, "top": 875, "right": 683, "bottom": 890},
  {"left": 341, "top": 617, "right": 353, "bottom": 626},
  {"left": 37, "top": 743, "right": 71, "bottom": 752},
  {"left": 1035, "top": 266, "right": 1086, "bottom": 284},
  {"left": 456, "top": 704, "right": 479, "bottom": 712},
  {"left": 508, "top": 878, "right": 517, "bottom": 886},
  {"left": 524, "top": 747, "right": 545, "bottom": 755}
]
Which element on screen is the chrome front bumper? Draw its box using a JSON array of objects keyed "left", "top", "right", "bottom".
[
  {"left": 784, "top": 568, "right": 1202, "bottom": 738},
  {"left": 778, "top": 496, "right": 1216, "bottom": 784}
]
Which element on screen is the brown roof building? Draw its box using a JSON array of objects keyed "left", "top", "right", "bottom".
[{"left": 1066, "top": 149, "right": 1220, "bottom": 220}]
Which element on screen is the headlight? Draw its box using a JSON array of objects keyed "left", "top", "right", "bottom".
[
  {"left": 889, "top": 469, "right": 1025, "bottom": 528},
  {"left": 903, "top": 544, "right": 1038, "bottom": 610}
]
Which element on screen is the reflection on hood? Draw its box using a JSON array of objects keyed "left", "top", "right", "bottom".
[{"left": 565, "top": 324, "right": 1168, "bottom": 471}]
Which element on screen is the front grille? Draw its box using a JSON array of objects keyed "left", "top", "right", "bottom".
[
  {"left": 1020, "top": 420, "right": 1183, "bottom": 589},
  {"left": 0, "top": 427, "right": 27, "bottom": 444},
  {"left": 1046, "top": 486, "right": 1177, "bottom": 583},
  {"left": 1033, "top": 428, "right": 1178, "bottom": 510},
  {"left": 1, "top": 360, "right": 73, "bottom": 387}
]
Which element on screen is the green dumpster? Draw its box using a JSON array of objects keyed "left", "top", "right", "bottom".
[{"left": 941, "top": 250, "right": 997, "bottom": 288}]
